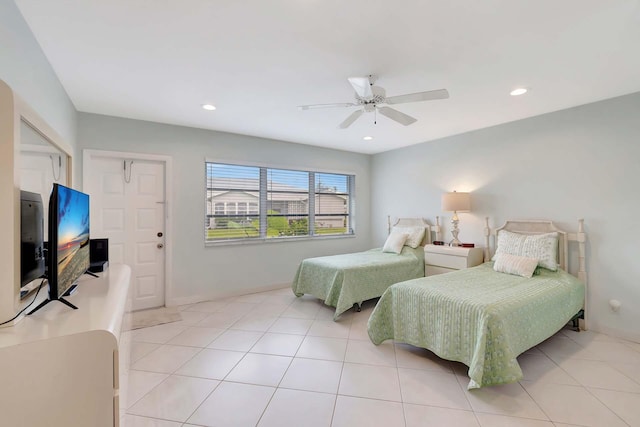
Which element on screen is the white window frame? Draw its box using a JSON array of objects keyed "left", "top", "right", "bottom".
[{"left": 205, "top": 161, "right": 355, "bottom": 245}]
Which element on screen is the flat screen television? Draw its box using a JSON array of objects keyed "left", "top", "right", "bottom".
[
  {"left": 29, "top": 183, "right": 91, "bottom": 314},
  {"left": 20, "top": 190, "right": 45, "bottom": 293}
]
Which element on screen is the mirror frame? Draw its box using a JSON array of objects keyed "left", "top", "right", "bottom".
[{"left": 0, "top": 79, "right": 73, "bottom": 324}]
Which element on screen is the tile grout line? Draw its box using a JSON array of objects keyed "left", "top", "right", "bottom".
[
  {"left": 330, "top": 357, "right": 347, "bottom": 427},
  {"left": 127, "top": 327, "right": 207, "bottom": 418},
  {"left": 178, "top": 301, "right": 273, "bottom": 426},
  {"left": 391, "top": 339, "right": 410, "bottom": 426},
  {"left": 449, "top": 362, "right": 482, "bottom": 425},
  {"left": 253, "top": 341, "right": 300, "bottom": 426},
  {"left": 515, "top": 380, "right": 553, "bottom": 424},
  {"left": 580, "top": 384, "right": 634, "bottom": 426},
  {"left": 252, "top": 293, "right": 326, "bottom": 425},
  {"left": 128, "top": 290, "right": 640, "bottom": 427}
]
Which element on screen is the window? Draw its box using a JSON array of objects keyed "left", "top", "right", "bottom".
[
  {"left": 315, "top": 172, "right": 350, "bottom": 236},
  {"left": 267, "top": 168, "right": 309, "bottom": 237},
  {"left": 206, "top": 164, "right": 260, "bottom": 240},
  {"left": 205, "top": 162, "right": 355, "bottom": 243}
]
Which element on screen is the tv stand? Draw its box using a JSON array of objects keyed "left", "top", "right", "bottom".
[
  {"left": 27, "top": 274, "right": 98, "bottom": 315},
  {"left": 27, "top": 295, "right": 78, "bottom": 315},
  {"left": 27, "top": 283, "right": 80, "bottom": 315}
]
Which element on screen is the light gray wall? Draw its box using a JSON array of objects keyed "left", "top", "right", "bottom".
[
  {"left": 371, "top": 91, "right": 640, "bottom": 341},
  {"left": 78, "top": 113, "right": 371, "bottom": 304},
  {"left": 0, "top": 0, "right": 77, "bottom": 321},
  {"left": 0, "top": 0, "right": 77, "bottom": 147}
]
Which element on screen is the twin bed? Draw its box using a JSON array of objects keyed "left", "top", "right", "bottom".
[
  {"left": 292, "top": 217, "right": 587, "bottom": 389},
  {"left": 291, "top": 218, "right": 440, "bottom": 320}
]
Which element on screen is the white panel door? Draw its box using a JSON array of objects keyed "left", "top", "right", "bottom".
[
  {"left": 128, "top": 160, "right": 165, "bottom": 310},
  {"left": 86, "top": 157, "right": 166, "bottom": 310}
]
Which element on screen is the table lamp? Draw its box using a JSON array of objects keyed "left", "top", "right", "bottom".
[{"left": 442, "top": 191, "right": 471, "bottom": 246}]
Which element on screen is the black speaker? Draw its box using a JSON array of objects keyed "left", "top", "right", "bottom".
[{"left": 89, "top": 238, "right": 109, "bottom": 273}]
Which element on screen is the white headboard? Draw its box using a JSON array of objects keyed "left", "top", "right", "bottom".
[
  {"left": 490, "top": 219, "right": 569, "bottom": 270},
  {"left": 388, "top": 216, "right": 442, "bottom": 246}
]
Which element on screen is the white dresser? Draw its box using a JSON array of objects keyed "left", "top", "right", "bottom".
[
  {"left": 0, "top": 264, "right": 132, "bottom": 427},
  {"left": 424, "top": 244, "right": 484, "bottom": 276}
]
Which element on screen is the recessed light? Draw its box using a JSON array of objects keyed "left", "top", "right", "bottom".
[
  {"left": 510, "top": 88, "right": 528, "bottom": 96},
  {"left": 202, "top": 104, "right": 216, "bottom": 111},
  {"left": 363, "top": 136, "right": 373, "bottom": 141}
]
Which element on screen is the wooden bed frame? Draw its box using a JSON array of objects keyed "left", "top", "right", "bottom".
[{"left": 483, "top": 218, "right": 588, "bottom": 330}]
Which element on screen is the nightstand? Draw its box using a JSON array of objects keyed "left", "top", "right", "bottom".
[{"left": 424, "top": 244, "right": 484, "bottom": 276}]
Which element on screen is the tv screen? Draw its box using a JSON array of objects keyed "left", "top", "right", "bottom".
[
  {"left": 48, "top": 183, "right": 90, "bottom": 300},
  {"left": 20, "top": 190, "right": 45, "bottom": 289}
]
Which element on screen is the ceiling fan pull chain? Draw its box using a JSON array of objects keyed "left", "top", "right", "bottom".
[{"left": 374, "top": 108, "right": 377, "bottom": 125}]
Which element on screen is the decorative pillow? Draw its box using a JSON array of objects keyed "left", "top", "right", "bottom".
[
  {"left": 492, "top": 230, "right": 558, "bottom": 271},
  {"left": 383, "top": 232, "right": 409, "bottom": 254},
  {"left": 493, "top": 253, "right": 539, "bottom": 278},
  {"left": 391, "top": 226, "right": 426, "bottom": 248}
]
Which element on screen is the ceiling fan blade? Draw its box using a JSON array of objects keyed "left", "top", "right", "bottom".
[
  {"left": 338, "top": 110, "right": 363, "bottom": 129},
  {"left": 347, "top": 76, "right": 373, "bottom": 99},
  {"left": 298, "top": 102, "right": 357, "bottom": 110},
  {"left": 377, "top": 106, "right": 417, "bottom": 126},
  {"left": 385, "top": 89, "right": 449, "bottom": 105}
]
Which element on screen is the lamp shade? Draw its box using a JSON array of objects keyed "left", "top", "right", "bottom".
[{"left": 442, "top": 191, "right": 471, "bottom": 212}]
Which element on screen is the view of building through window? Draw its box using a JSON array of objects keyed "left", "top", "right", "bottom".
[{"left": 205, "top": 162, "right": 354, "bottom": 242}]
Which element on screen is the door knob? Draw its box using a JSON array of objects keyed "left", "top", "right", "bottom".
[{"left": 157, "top": 243, "right": 164, "bottom": 249}]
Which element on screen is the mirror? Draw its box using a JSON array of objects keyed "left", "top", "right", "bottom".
[{"left": 19, "top": 119, "right": 70, "bottom": 237}]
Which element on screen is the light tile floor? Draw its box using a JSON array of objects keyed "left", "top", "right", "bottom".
[{"left": 122, "top": 288, "right": 640, "bottom": 427}]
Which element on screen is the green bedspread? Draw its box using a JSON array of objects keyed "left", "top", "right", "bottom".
[
  {"left": 292, "top": 246, "right": 424, "bottom": 320},
  {"left": 368, "top": 263, "right": 584, "bottom": 389}
]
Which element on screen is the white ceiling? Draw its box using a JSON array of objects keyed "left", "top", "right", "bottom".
[{"left": 15, "top": 0, "right": 640, "bottom": 154}]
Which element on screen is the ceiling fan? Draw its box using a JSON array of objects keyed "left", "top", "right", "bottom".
[{"left": 297, "top": 75, "right": 449, "bottom": 129}]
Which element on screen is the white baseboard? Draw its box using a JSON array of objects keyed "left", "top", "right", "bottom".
[
  {"left": 167, "top": 282, "right": 291, "bottom": 307},
  {"left": 588, "top": 321, "right": 640, "bottom": 344}
]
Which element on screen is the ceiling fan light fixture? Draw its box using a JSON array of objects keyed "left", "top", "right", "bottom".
[
  {"left": 363, "top": 136, "right": 373, "bottom": 141},
  {"left": 202, "top": 104, "right": 216, "bottom": 111},
  {"left": 510, "top": 88, "right": 528, "bottom": 96}
]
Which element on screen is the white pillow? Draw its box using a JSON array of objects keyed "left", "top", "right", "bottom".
[
  {"left": 493, "top": 253, "right": 539, "bottom": 278},
  {"left": 391, "top": 226, "right": 426, "bottom": 248},
  {"left": 383, "top": 232, "right": 409, "bottom": 254},
  {"left": 492, "top": 230, "right": 558, "bottom": 271}
]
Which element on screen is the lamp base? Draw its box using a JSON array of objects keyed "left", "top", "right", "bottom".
[{"left": 449, "top": 212, "right": 462, "bottom": 247}]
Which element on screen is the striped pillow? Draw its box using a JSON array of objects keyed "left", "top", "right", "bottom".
[
  {"left": 493, "top": 253, "right": 539, "bottom": 278},
  {"left": 492, "top": 230, "right": 558, "bottom": 271}
]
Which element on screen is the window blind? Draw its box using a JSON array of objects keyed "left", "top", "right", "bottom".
[{"left": 205, "top": 162, "right": 355, "bottom": 243}]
